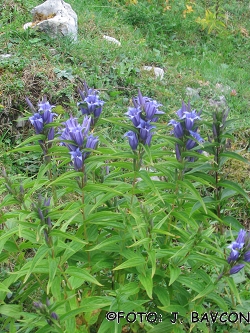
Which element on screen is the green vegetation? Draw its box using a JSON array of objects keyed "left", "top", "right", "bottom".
[{"left": 0, "top": 0, "right": 249, "bottom": 332}]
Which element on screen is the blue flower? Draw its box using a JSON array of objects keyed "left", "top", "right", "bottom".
[
  {"left": 230, "top": 264, "right": 245, "bottom": 275},
  {"left": 78, "top": 81, "right": 104, "bottom": 126},
  {"left": 125, "top": 107, "right": 141, "bottom": 127},
  {"left": 124, "top": 131, "right": 139, "bottom": 151},
  {"left": 60, "top": 115, "right": 91, "bottom": 150},
  {"left": 227, "top": 229, "right": 246, "bottom": 263},
  {"left": 133, "top": 89, "right": 164, "bottom": 121},
  {"left": 60, "top": 115, "right": 98, "bottom": 170},
  {"left": 168, "top": 119, "right": 183, "bottom": 139},
  {"left": 27, "top": 96, "right": 57, "bottom": 140},
  {"left": 29, "top": 113, "right": 44, "bottom": 134},
  {"left": 137, "top": 119, "right": 155, "bottom": 145},
  {"left": 226, "top": 229, "right": 250, "bottom": 275},
  {"left": 124, "top": 90, "right": 163, "bottom": 150},
  {"left": 169, "top": 101, "right": 203, "bottom": 161},
  {"left": 70, "top": 148, "right": 83, "bottom": 170}
]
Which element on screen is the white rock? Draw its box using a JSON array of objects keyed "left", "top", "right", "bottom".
[
  {"left": 143, "top": 66, "right": 164, "bottom": 80},
  {"left": 24, "top": 0, "right": 77, "bottom": 41},
  {"left": 0, "top": 54, "right": 12, "bottom": 58},
  {"left": 23, "top": 22, "right": 33, "bottom": 30},
  {"left": 103, "top": 35, "right": 121, "bottom": 46}
]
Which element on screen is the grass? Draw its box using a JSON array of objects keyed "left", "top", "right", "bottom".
[
  {"left": 0, "top": 2, "right": 250, "bottom": 331},
  {"left": 0, "top": 0, "right": 249, "bottom": 183},
  {"left": 0, "top": 0, "right": 249, "bottom": 190}
]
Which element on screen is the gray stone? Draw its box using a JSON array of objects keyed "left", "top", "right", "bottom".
[
  {"left": 103, "top": 35, "right": 121, "bottom": 46},
  {"left": 24, "top": 0, "right": 77, "bottom": 41},
  {"left": 143, "top": 66, "right": 164, "bottom": 80},
  {"left": 186, "top": 87, "right": 201, "bottom": 99}
]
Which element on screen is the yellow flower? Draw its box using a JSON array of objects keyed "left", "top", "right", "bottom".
[{"left": 183, "top": 5, "right": 194, "bottom": 18}]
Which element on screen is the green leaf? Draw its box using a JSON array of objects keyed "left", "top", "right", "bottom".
[
  {"left": 50, "top": 230, "right": 87, "bottom": 244},
  {"left": 138, "top": 270, "right": 153, "bottom": 299},
  {"left": 169, "top": 265, "right": 181, "bottom": 286},
  {"left": 0, "top": 227, "right": 19, "bottom": 253},
  {"left": 225, "top": 277, "right": 242, "bottom": 305},
  {"left": 158, "top": 305, "right": 187, "bottom": 317},
  {"left": 207, "top": 292, "right": 228, "bottom": 311},
  {"left": 177, "top": 275, "right": 204, "bottom": 293},
  {"left": 192, "top": 282, "right": 215, "bottom": 301},
  {"left": 65, "top": 267, "right": 103, "bottom": 286},
  {"left": 47, "top": 257, "right": 59, "bottom": 294},
  {"left": 113, "top": 257, "right": 145, "bottom": 271},
  {"left": 0, "top": 305, "right": 22, "bottom": 318},
  {"left": 154, "top": 286, "right": 170, "bottom": 306},
  {"left": 220, "top": 151, "right": 249, "bottom": 164},
  {"left": 48, "top": 171, "right": 83, "bottom": 187},
  {"left": 148, "top": 250, "right": 156, "bottom": 278},
  {"left": 60, "top": 297, "right": 114, "bottom": 321},
  {"left": 137, "top": 169, "right": 164, "bottom": 203},
  {"left": 178, "top": 179, "right": 207, "bottom": 213},
  {"left": 218, "top": 180, "right": 250, "bottom": 202},
  {"left": 222, "top": 216, "right": 243, "bottom": 231},
  {"left": 23, "top": 245, "right": 49, "bottom": 283},
  {"left": 0, "top": 282, "right": 11, "bottom": 293},
  {"left": 147, "top": 320, "right": 181, "bottom": 333},
  {"left": 88, "top": 236, "right": 121, "bottom": 252}
]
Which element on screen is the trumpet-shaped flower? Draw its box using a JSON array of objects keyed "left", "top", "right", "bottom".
[
  {"left": 226, "top": 229, "right": 250, "bottom": 275},
  {"left": 125, "top": 107, "right": 141, "bottom": 127},
  {"left": 60, "top": 115, "right": 98, "bottom": 171},
  {"left": 230, "top": 264, "right": 245, "bottom": 275},
  {"left": 70, "top": 148, "right": 83, "bottom": 170},
  {"left": 137, "top": 119, "right": 155, "bottom": 145},
  {"left": 124, "top": 90, "right": 164, "bottom": 150},
  {"left": 78, "top": 81, "right": 104, "bottom": 126},
  {"left": 27, "top": 96, "right": 57, "bottom": 140},
  {"left": 29, "top": 113, "right": 44, "bottom": 134},
  {"left": 124, "top": 131, "right": 139, "bottom": 151},
  {"left": 60, "top": 115, "right": 91, "bottom": 151},
  {"left": 169, "top": 101, "right": 203, "bottom": 161}
]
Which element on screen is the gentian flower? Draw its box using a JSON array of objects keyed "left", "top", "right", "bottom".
[
  {"left": 60, "top": 115, "right": 91, "bottom": 151},
  {"left": 227, "top": 229, "right": 250, "bottom": 275},
  {"left": 168, "top": 101, "right": 203, "bottom": 161},
  {"left": 70, "top": 147, "right": 83, "bottom": 170},
  {"left": 124, "top": 107, "right": 141, "bottom": 127},
  {"left": 230, "top": 264, "right": 245, "bottom": 275},
  {"left": 29, "top": 113, "right": 44, "bottom": 134},
  {"left": 77, "top": 81, "right": 104, "bottom": 126},
  {"left": 27, "top": 96, "right": 57, "bottom": 140},
  {"left": 124, "top": 131, "right": 139, "bottom": 151},
  {"left": 137, "top": 119, "right": 155, "bottom": 145},
  {"left": 124, "top": 90, "right": 164, "bottom": 150},
  {"left": 60, "top": 115, "right": 98, "bottom": 171}
]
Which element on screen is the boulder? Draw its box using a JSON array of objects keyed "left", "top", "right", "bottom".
[
  {"left": 24, "top": 0, "right": 77, "bottom": 41},
  {"left": 143, "top": 66, "right": 164, "bottom": 80}
]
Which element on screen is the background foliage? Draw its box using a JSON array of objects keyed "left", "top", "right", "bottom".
[{"left": 0, "top": 0, "right": 250, "bottom": 332}]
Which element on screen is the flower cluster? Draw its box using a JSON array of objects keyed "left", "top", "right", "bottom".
[
  {"left": 60, "top": 115, "right": 98, "bottom": 170},
  {"left": 33, "top": 298, "right": 59, "bottom": 326},
  {"left": 227, "top": 229, "right": 250, "bottom": 275},
  {"left": 27, "top": 96, "right": 57, "bottom": 141},
  {"left": 77, "top": 81, "right": 104, "bottom": 127},
  {"left": 168, "top": 101, "right": 204, "bottom": 161},
  {"left": 124, "top": 90, "right": 164, "bottom": 150}
]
